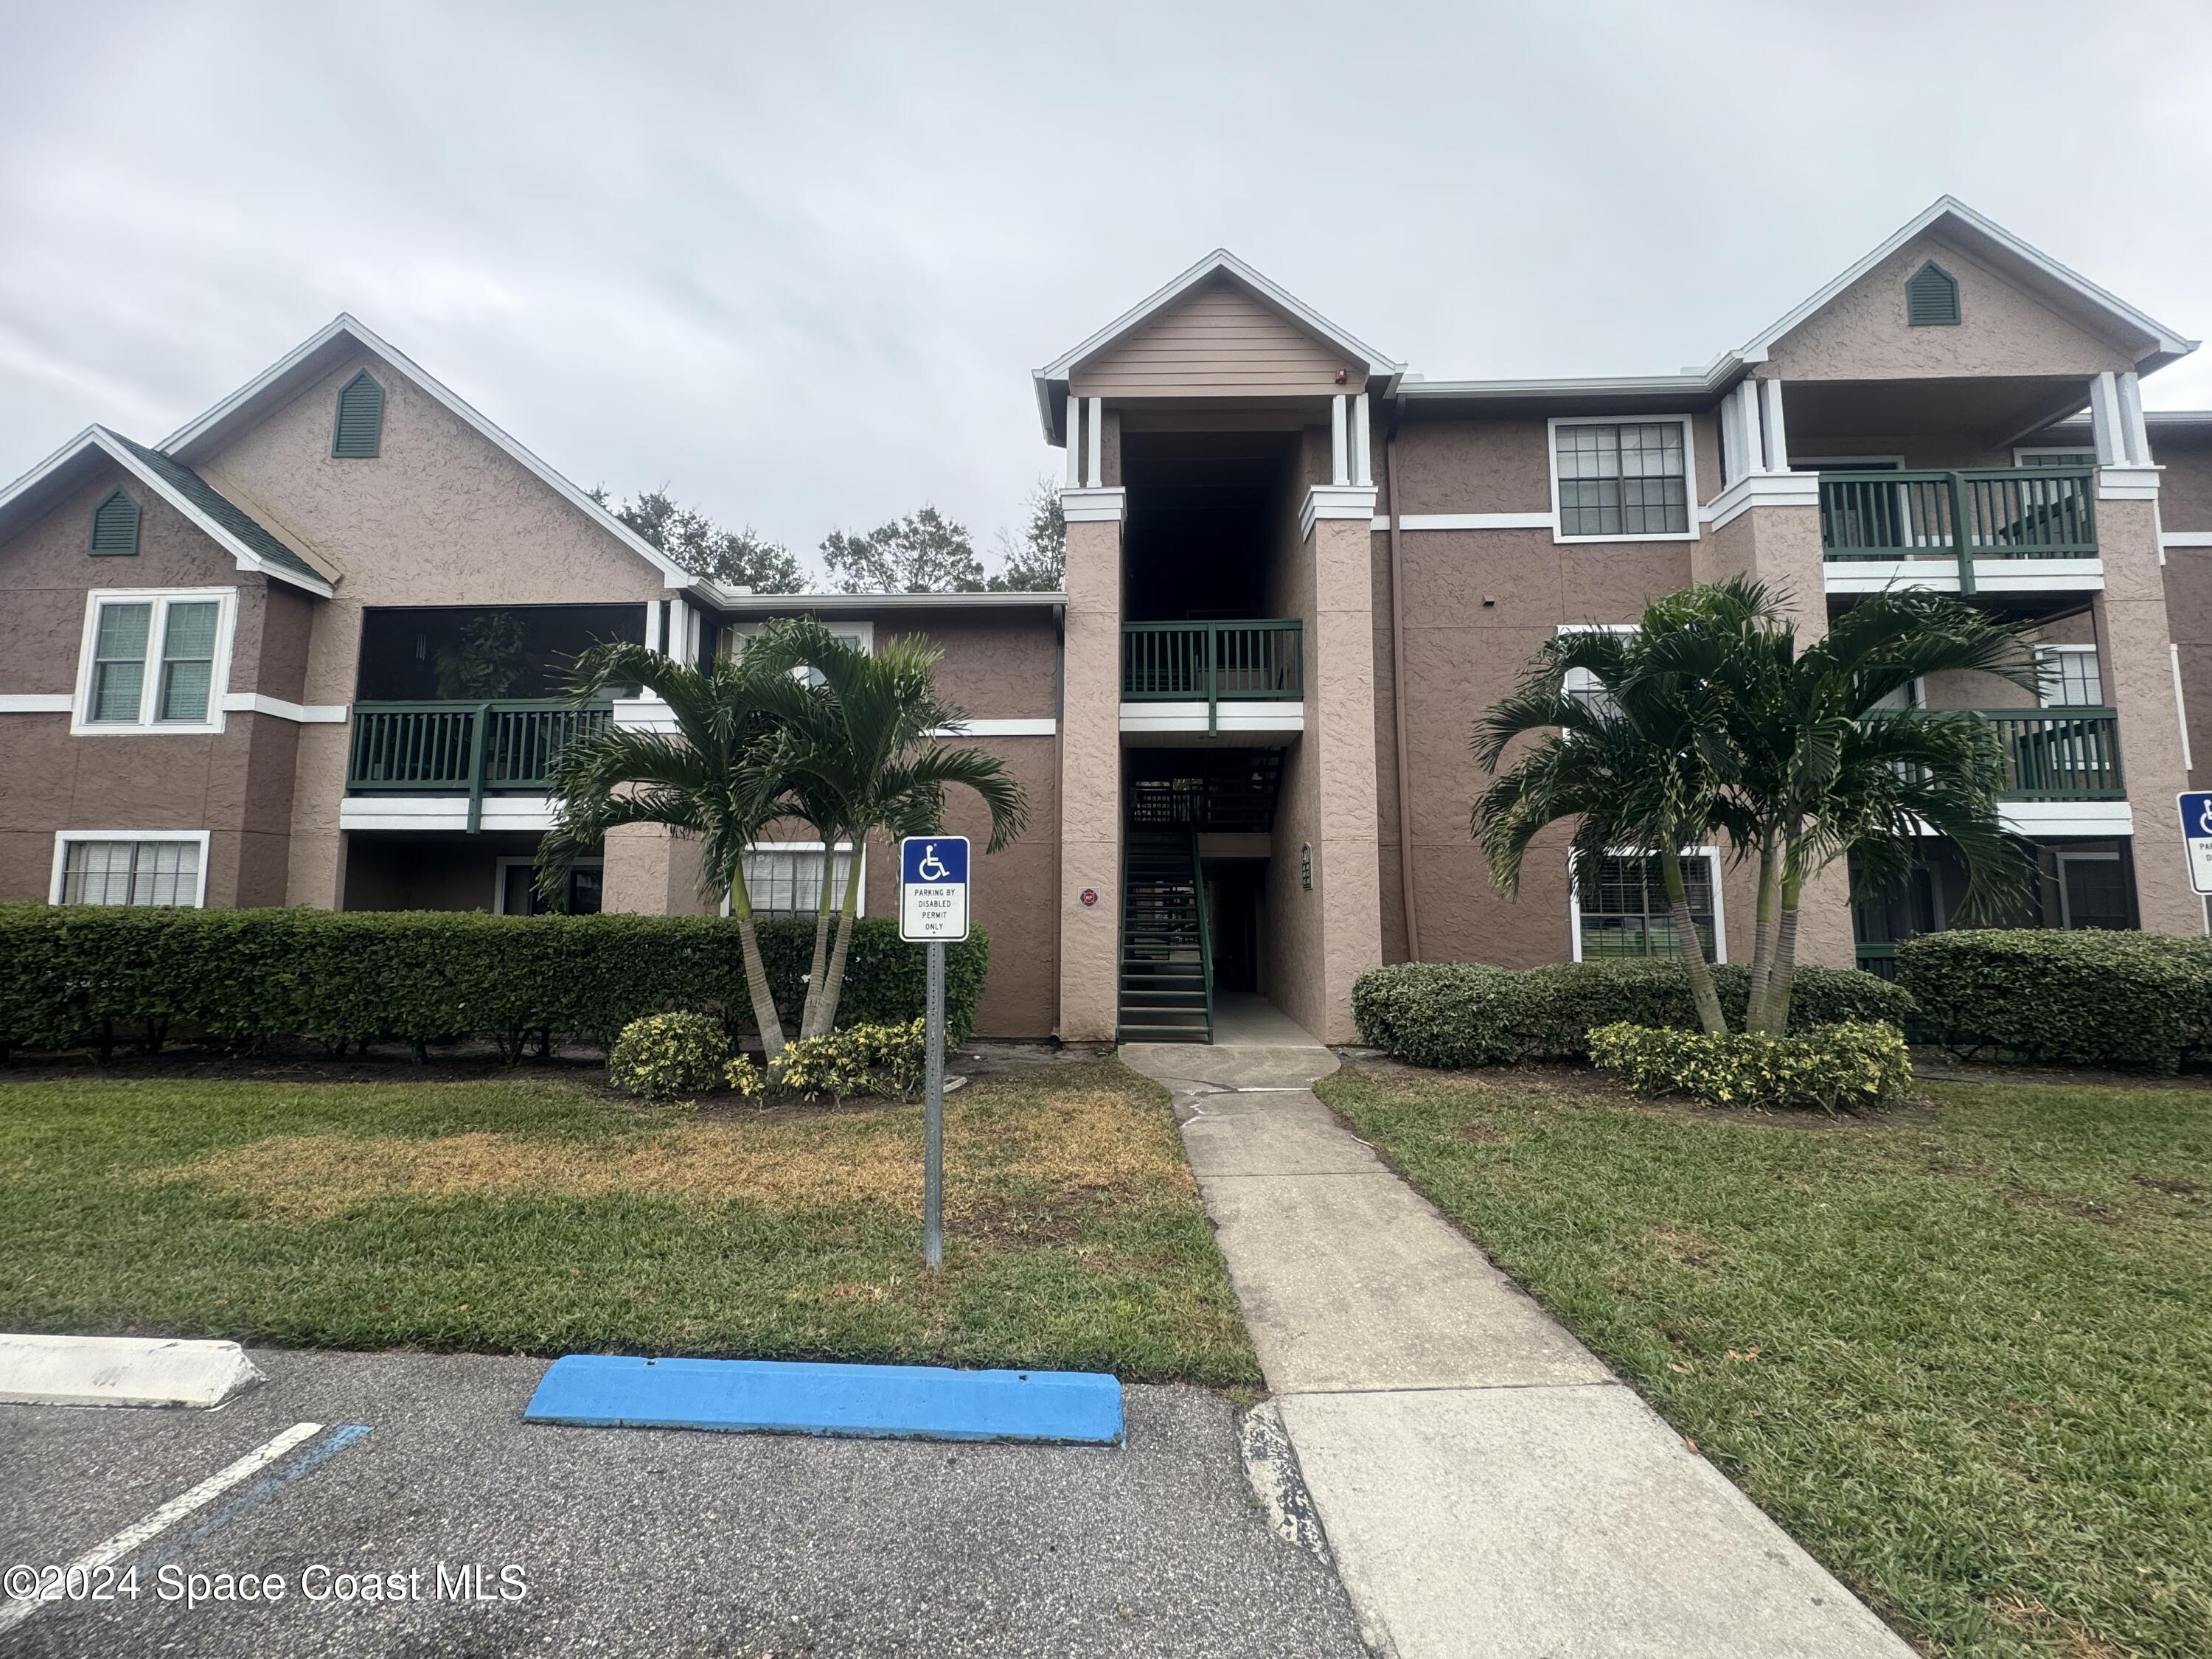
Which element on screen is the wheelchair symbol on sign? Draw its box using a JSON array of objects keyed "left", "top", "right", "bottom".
[
  {"left": 2197, "top": 799, "right": 2212, "bottom": 838},
  {"left": 916, "top": 845, "right": 949, "bottom": 881}
]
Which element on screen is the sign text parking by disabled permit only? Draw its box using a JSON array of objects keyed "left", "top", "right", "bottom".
[
  {"left": 2182, "top": 793, "right": 2212, "bottom": 896},
  {"left": 900, "top": 836, "right": 970, "bottom": 942}
]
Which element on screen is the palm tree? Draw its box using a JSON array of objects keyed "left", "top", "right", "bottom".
[
  {"left": 1476, "top": 577, "right": 2043, "bottom": 1039},
  {"left": 536, "top": 640, "right": 803, "bottom": 1062},
  {"left": 768, "top": 620, "right": 1031, "bottom": 1037},
  {"left": 1473, "top": 611, "right": 1746, "bottom": 1035},
  {"left": 1736, "top": 587, "right": 2039, "bottom": 1032}
]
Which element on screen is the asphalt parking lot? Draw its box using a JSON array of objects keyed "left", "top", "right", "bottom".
[{"left": 0, "top": 1349, "right": 1369, "bottom": 1658}]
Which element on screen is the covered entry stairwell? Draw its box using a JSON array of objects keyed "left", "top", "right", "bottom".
[
  {"left": 1116, "top": 748, "right": 1284, "bottom": 1044},
  {"left": 1118, "top": 831, "right": 1212, "bottom": 1043}
]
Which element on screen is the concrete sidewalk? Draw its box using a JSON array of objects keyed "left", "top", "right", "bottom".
[{"left": 1122, "top": 1015, "right": 1915, "bottom": 1659}]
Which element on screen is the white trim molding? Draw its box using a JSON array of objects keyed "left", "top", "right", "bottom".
[
  {"left": 1705, "top": 469, "right": 1820, "bottom": 533},
  {"left": 0, "top": 694, "right": 74, "bottom": 714},
  {"left": 1997, "top": 800, "right": 2134, "bottom": 837},
  {"left": 1368, "top": 512, "right": 1557, "bottom": 532},
  {"left": 218, "top": 692, "right": 347, "bottom": 723},
  {"left": 340, "top": 796, "right": 558, "bottom": 832},
  {"left": 1298, "top": 484, "right": 1378, "bottom": 540},
  {"left": 1823, "top": 558, "right": 2104, "bottom": 597},
  {"left": 1546, "top": 414, "right": 1701, "bottom": 545},
  {"left": 1060, "top": 486, "right": 1128, "bottom": 524},
  {"left": 939, "top": 717, "right": 1057, "bottom": 737},
  {"left": 2096, "top": 465, "right": 2162, "bottom": 501},
  {"left": 2160, "top": 531, "right": 2212, "bottom": 549},
  {"left": 71, "top": 587, "right": 240, "bottom": 737},
  {"left": 49, "top": 830, "right": 212, "bottom": 908},
  {"left": 1120, "top": 701, "right": 1305, "bottom": 736}
]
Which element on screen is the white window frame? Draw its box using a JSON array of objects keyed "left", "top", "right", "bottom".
[
  {"left": 70, "top": 587, "right": 238, "bottom": 737},
  {"left": 1548, "top": 415, "right": 1700, "bottom": 545},
  {"left": 2013, "top": 445, "right": 2097, "bottom": 468},
  {"left": 2035, "top": 643, "right": 2102, "bottom": 709},
  {"left": 727, "top": 620, "right": 875, "bottom": 656},
  {"left": 1568, "top": 844, "right": 1727, "bottom": 964},
  {"left": 49, "top": 830, "right": 212, "bottom": 908},
  {"left": 1556, "top": 622, "right": 1637, "bottom": 714},
  {"left": 723, "top": 840, "right": 866, "bottom": 919},
  {"left": 493, "top": 855, "right": 604, "bottom": 914}
]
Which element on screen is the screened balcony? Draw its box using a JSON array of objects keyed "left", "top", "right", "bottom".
[{"left": 346, "top": 701, "right": 609, "bottom": 830}]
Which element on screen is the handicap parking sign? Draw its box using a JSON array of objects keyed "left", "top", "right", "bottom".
[
  {"left": 900, "top": 836, "right": 970, "bottom": 942},
  {"left": 2181, "top": 793, "right": 2212, "bottom": 895}
]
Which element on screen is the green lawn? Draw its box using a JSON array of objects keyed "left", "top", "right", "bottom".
[
  {"left": 1318, "top": 1065, "right": 2212, "bottom": 1659},
  {"left": 0, "top": 1060, "right": 1257, "bottom": 1385}
]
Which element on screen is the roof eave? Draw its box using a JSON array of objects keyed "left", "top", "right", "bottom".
[
  {"left": 158, "top": 313, "right": 712, "bottom": 598},
  {"left": 0, "top": 426, "right": 333, "bottom": 597},
  {"left": 1736, "top": 195, "right": 2198, "bottom": 372}
]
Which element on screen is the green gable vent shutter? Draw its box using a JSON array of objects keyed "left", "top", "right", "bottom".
[
  {"left": 332, "top": 369, "right": 385, "bottom": 457},
  {"left": 1906, "top": 260, "right": 1961, "bottom": 327},
  {"left": 88, "top": 490, "right": 140, "bottom": 555}
]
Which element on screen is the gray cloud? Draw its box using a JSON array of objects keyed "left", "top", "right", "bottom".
[{"left": 4, "top": 0, "right": 2209, "bottom": 576}]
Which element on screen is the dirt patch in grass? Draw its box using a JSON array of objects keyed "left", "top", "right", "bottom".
[{"left": 146, "top": 1081, "right": 1192, "bottom": 1222}]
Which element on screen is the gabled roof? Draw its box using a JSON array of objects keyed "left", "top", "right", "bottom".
[
  {"left": 1032, "top": 250, "right": 1402, "bottom": 439},
  {"left": 0, "top": 425, "right": 333, "bottom": 595},
  {"left": 1725, "top": 195, "right": 2197, "bottom": 375},
  {"left": 158, "top": 313, "right": 704, "bottom": 595}
]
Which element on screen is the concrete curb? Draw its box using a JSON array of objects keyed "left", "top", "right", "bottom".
[{"left": 0, "top": 1335, "right": 264, "bottom": 1408}]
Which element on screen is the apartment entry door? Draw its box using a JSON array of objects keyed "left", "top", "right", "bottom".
[{"left": 1203, "top": 860, "right": 1265, "bottom": 994}]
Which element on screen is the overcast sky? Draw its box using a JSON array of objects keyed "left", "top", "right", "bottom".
[{"left": 4, "top": 1, "right": 2209, "bottom": 579}]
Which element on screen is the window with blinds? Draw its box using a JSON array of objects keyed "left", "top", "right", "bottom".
[
  {"left": 742, "top": 846, "right": 859, "bottom": 917},
  {"left": 77, "top": 591, "right": 231, "bottom": 731},
  {"left": 57, "top": 838, "right": 203, "bottom": 906},
  {"left": 1577, "top": 853, "right": 1718, "bottom": 961}
]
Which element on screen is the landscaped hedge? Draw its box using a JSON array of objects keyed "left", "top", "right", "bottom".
[
  {"left": 0, "top": 906, "right": 989, "bottom": 1059},
  {"left": 1898, "top": 928, "right": 2212, "bottom": 1072},
  {"left": 1351, "top": 959, "right": 1914, "bottom": 1070}
]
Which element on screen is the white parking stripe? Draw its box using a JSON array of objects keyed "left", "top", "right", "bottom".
[{"left": 0, "top": 1421, "right": 324, "bottom": 1634}]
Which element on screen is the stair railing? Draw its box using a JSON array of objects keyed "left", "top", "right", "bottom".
[{"left": 1188, "top": 828, "right": 1214, "bottom": 1043}]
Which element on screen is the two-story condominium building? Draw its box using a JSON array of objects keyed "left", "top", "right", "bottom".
[{"left": 4, "top": 197, "right": 2208, "bottom": 1046}]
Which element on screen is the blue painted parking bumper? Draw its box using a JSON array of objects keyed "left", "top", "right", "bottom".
[{"left": 524, "top": 1354, "right": 1125, "bottom": 1446}]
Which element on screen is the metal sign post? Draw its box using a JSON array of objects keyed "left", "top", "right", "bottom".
[
  {"left": 900, "top": 836, "right": 970, "bottom": 1271},
  {"left": 923, "top": 941, "right": 945, "bottom": 1269},
  {"left": 2183, "top": 793, "right": 2212, "bottom": 897}
]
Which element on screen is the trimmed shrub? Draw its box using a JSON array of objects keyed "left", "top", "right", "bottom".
[
  {"left": 0, "top": 907, "right": 990, "bottom": 1059},
  {"left": 608, "top": 1012, "right": 729, "bottom": 1102},
  {"left": 1587, "top": 1020, "right": 1913, "bottom": 1113},
  {"left": 1898, "top": 928, "right": 2212, "bottom": 1073},
  {"left": 1351, "top": 959, "right": 1913, "bottom": 1070},
  {"left": 776, "top": 1018, "right": 926, "bottom": 1101}
]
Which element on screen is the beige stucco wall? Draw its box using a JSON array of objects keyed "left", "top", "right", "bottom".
[
  {"left": 1070, "top": 279, "right": 1352, "bottom": 399},
  {"left": 1058, "top": 511, "right": 1122, "bottom": 1043},
  {"left": 0, "top": 461, "right": 305, "bottom": 908},
  {"left": 2097, "top": 495, "right": 2199, "bottom": 933},
  {"left": 1762, "top": 234, "right": 2138, "bottom": 383},
  {"left": 189, "top": 348, "right": 672, "bottom": 908}
]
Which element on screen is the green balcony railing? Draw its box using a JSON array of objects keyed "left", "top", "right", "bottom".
[
  {"left": 347, "top": 700, "right": 611, "bottom": 830},
  {"left": 1980, "top": 706, "right": 2124, "bottom": 800},
  {"left": 1820, "top": 467, "right": 2096, "bottom": 594},
  {"left": 1121, "top": 620, "right": 1302, "bottom": 734}
]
